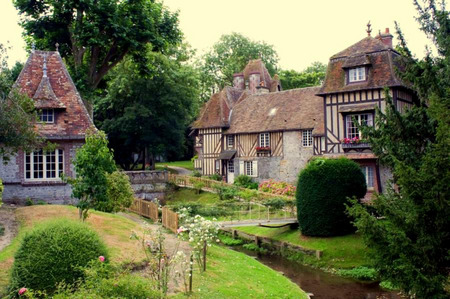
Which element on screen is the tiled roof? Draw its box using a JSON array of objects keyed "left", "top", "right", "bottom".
[
  {"left": 319, "top": 36, "right": 407, "bottom": 95},
  {"left": 13, "top": 50, "right": 93, "bottom": 138},
  {"left": 242, "top": 59, "right": 280, "bottom": 90},
  {"left": 226, "top": 87, "right": 324, "bottom": 135}
]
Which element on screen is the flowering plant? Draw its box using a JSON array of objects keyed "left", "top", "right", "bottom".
[
  {"left": 255, "top": 146, "right": 271, "bottom": 151},
  {"left": 177, "top": 208, "right": 220, "bottom": 272},
  {"left": 342, "top": 136, "right": 368, "bottom": 144},
  {"left": 258, "top": 179, "right": 296, "bottom": 197}
]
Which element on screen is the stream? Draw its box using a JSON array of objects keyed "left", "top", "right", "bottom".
[{"left": 232, "top": 246, "right": 402, "bottom": 299}]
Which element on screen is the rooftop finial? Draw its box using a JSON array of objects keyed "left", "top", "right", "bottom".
[
  {"left": 366, "top": 21, "right": 372, "bottom": 36},
  {"left": 55, "top": 43, "right": 59, "bottom": 52},
  {"left": 43, "top": 54, "right": 48, "bottom": 78}
]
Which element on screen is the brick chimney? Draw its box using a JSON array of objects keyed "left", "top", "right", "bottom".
[
  {"left": 377, "top": 28, "right": 393, "bottom": 48},
  {"left": 248, "top": 71, "right": 261, "bottom": 94},
  {"left": 233, "top": 73, "right": 244, "bottom": 90}
]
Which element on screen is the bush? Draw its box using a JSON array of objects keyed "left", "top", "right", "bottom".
[
  {"left": 218, "top": 233, "right": 244, "bottom": 246},
  {"left": 8, "top": 219, "right": 109, "bottom": 296},
  {"left": 214, "top": 184, "right": 238, "bottom": 201},
  {"left": 337, "top": 266, "right": 377, "bottom": 281},
  {"left": 296, "top": 157, "right": 366, "bottom": 236},
  {"left": 193, "top": 181, "right": 205, "bottom": 194},
  {"left": 104, "top": 170, "right": 134, "bottom": 213},
  {"left": 262, "top": 198, "right": 286, "bottom": 210},
  {"left": 233, "top": 175, "right": 258, "bottom": 189},
  {"left": 258, "top": 179, "right": 296, "bottom": 196},
  {"left": 243, "top": 243, "right": 268, "bottom": 254},
  {"left": 238, "top": 189, "right": 258, "bottom": 201},
  {"left": 191, "top": 170, "right": 201, "bottom": 177},
  {"left": 25, "top": 198, "right": 34, "bottom": 206},
  {"left": 209, "top": 173, "right": 222, "bottom": 181}
]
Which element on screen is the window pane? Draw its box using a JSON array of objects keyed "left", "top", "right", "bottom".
[
  {"left": 58, "top": 150, "right": 64, "bottom": 176},
  {"left": 228, "top": 160, "right": 234, "bottom": 173}
]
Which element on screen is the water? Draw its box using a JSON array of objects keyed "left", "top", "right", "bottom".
[{"left": 232, "top": 247, "right": 402, "bottom": 299}]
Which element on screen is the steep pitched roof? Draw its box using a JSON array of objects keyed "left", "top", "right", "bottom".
[
  {"left": 191, "top": 86, "right": 246, "bottom": 129},
  {"left": 13, "top": 50, "right": 93, "bottom": 138},
  {"left": 318, "top": 36, "right": 407, "bottom": 95},
  {"left": 242, "top": 59, "right": 280, "bottom": 90},
  {"left": 226, "top": 87, "right": 324, "bottom": 135}
]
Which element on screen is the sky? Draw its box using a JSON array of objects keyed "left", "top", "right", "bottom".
[{"left": 0, "top": 0, "right": 439, "bottom": 71}]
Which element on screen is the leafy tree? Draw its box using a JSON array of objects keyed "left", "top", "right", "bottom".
[
  {"left": 13, "top": 0, "right": 181, "bottom": 96},
  {"left": 67, "top": 129, "right": 117, "bottom": 220},
  {"left": 347, "top": 1, "right": 449, "bottom": 297},
  {"left": 197, "top": 33, "right": 279, "bottom": 101},
  {"left": 278, "top": 61, "right": 326, "bottom": 90},
  {"left": 0, "top": 43, "right": 40, "bottom": 163},
  {"left": 95, "top": 46, "right": 199, "bottom": 170},
  {"left": 105, "top": 171, "right": 134, "bottom": 213}
]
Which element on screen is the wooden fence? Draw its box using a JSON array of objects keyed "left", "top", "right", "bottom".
[
  {"left": 129, "top": 198, "right": 159, "bottom": 222},
  {"left": 168, "top": 174, "right": 295, "bottom": 202},
  {"left": 162, "top": 207, "right": 179, "bottom": 233}
]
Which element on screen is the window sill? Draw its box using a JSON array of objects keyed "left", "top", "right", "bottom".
[{"left": 22, "top": 180, "right": 66, "bottom": 186}]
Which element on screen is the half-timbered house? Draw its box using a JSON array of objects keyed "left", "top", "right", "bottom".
[
  {"left": 0, "top": 49, "right": 93, "bottom": 203},
  {"left": 315, "top": 28, "right": 417, "bottom": 198}
]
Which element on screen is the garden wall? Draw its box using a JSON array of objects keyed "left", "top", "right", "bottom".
[{"left": 125, "top": 170, "right": 168, "bottom": 201}]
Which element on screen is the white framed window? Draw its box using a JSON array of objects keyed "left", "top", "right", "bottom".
[
  {"left": 215, "top": 160, "right": 220, "bottom": 173},
  {"left": 302, "top": 129, "right": 313, "bottom": 147},
  {"left": 244, "top": 161, "right": 253, "bottom": 176},
  {"left": 259, "top": 133, "right": 270, "bottom": 147},
  {"left": 348, "top": 67, "right": 366, "bottom": 83},
  {"left": 227, "top": 135, "right": 234, "bottom": 148},
  {"left": 228, "top": 160, "right": 234, "bottom": 173},
  {"left": 25, "top": 149, "right": 64, "bottom": 180},
  {"left": 361, "top": 166, "right": 374, "bottom": 189},
  {"left": 346, "top": 113, "right": 373, "bottom": 139},
  {"left": 39, "top": 109, "right": 54, "bottom": 123}
]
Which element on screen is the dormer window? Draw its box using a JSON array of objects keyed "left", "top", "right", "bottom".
[
  {"left": 348, "top": 67, "right": 366, "bottom": 83},
  {"left": 39, "top": 109, "right": 54, "bottom": 123}
]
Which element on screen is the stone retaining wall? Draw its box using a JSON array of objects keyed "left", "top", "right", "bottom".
[{"left": 125, "top": 170, "right": 168, "bottom": 201}]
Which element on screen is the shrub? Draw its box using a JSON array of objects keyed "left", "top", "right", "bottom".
[
  {"left": 104, "top": 170, "right": 134, "bottom": 213},
  {"left": 296, "top": 157, "right": 366, "bottom": 236},
  {"left": 218, "top": 233, "right": 244, "bottom": 246},
  {"left": 209, "top": 173, "right": 222, "bottom": 181},
  {"left": 25, "top": 198, "right": 34, "bottom": 206},
  {"left": 193, "top": 181, "right": 205, "bottom": 194},
  {"left": 262, "top": 198, "right": 286, "bottom": 210},
  {"left": 214, "top": 184, "right": 238, "bottom": 201},
  {"left": 0, "top": 223, "right": 4, "bottom": 236},
  {"left": 191, "top": 170, "right": 201, "bottom": 177},
  {"left": 8, "top": 219, "right": 109, "bottom": 296},
  {"left": 258, "top": 179, "right": 296, "bottom": 196},
  {"left": 337, "top": 266, "right": 377, "bottom": 281},
  {"left": 233, "top": 175, "right": 257, "bottom": 189},
  {"left": 238, "top": 189, "right": 258, "bottom": 201},
  {"left": 243, "top": 243, "right": 268, "bottom": 254}
]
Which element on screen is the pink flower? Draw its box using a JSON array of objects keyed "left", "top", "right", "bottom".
[
  {"left": 18, "top": 288, "right": 27, "bottom": 296},
  {"left": 177, "top": 227, "right": 185, "bottom": 234},
  {"left": 99, "top": 256, "right": 105, "bottom": 262}
]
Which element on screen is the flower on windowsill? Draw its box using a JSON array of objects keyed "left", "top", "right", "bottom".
[
  {"left": 342, "top": 137, "right": 368, "bottom": 144},
  {"left": 256, "top": 146, "right": 271, "bottom": 151}
]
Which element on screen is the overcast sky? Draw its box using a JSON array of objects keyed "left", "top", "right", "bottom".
[{"left": 0, "top": 0, "right": 439, "bottom": 71}]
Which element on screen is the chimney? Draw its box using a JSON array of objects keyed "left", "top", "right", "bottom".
[
  {"left": 248, "top": 71, "right": 261, "bottom": 94},
  {"left": 377, "top": 28, "right": 393, "bottom": 48},
  {"left": 256, "top": 86, "right": 269, "bottom": 94},
  {"left": 233, "top": 73, "right": 244, "bottom": 90}
]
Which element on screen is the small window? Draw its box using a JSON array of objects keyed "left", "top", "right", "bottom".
[
  {"left": 244, "top": 161, "right": 253, "bottom": 176},
  {"left": 346, "top": 113, "right": 373, "bottom": 139},
  {"left": 348, "top": 67, "right": 366, "bottom": 83},
  {"left": 361, "top": 166, "right": 374, "bottom": 189},
  {"left": 227, "top": 135, "right": 234, "bottom": 148},
  {"left": 25, "top": 149, "right": 64, "bottom": 180},
  {"left": 39, "top": 109, "right": 54, "bottom": 123},
  {"left": 302, "top": 129, "right": 313, "bottom": 147},
  {"left": 228, "top": 160, "right": 234, "bottom": 173},
  {"left": 259, "top": 133, "right": 270, "bottom": 147}
]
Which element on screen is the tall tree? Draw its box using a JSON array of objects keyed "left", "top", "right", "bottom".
[
  {"left": 95, "top": 45, "right": 200, "bottom": 170},
  {"left": 197, "top": 32, "right": 279, "bottom": 102},
  {"left": 347, "top": 1, "right": 449, "bottom": 298},
  {"left": 278, "top": 61, "right": 326, "bottom": 90},
  {"left": 14, "top": 0, "right": 181, "bottom": 96}
]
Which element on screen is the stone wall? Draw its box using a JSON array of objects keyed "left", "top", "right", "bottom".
[
  {"left": 235, "top": 131, "right": 313, "bottom": 184},
  {"left": 125, "top": 171, "right": 168, "bottom": 201}
]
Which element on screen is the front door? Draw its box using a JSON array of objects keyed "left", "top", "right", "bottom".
[{"left": 227, "top": 159, "right": 235, "bottom": 184}]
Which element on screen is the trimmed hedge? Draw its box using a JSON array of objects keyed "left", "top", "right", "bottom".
[
  {"left": 296, "top": 157, "right": 366, "bottom": 236},
  {"left": 8, "top": 219, "right": 108, "bottom": 296}
]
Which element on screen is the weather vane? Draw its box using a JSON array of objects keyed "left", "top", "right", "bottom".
[{"left": 366, "top": 21, "right": 372, "bottom": 36}]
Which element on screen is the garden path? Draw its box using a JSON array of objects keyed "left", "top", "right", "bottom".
[
  {"left": 0, "top": 205, "right": 18, "bottom": 251},
  {"left": 167, "top": 166, "right": 192, "bottom": 176}
]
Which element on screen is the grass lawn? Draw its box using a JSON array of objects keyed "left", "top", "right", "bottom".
[
  {"left": 0, "top": 205, "right": 307, "bottom": 298},
  {"left": 172, "top": 245, "right": 308, "bottom": 299},
  {"left": 234, "top": 225, "right": 371, "bottom": 270},
  {"left": 167, "top": 188, "right": 220, "bottom": 205},
  {"left": 156, "top": 160, "right": 194, "bottom": 171},
  {"left": 155, "top": 165, "right": 179, "bottom": 174}
]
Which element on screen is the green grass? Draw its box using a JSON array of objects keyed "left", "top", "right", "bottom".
[
  {"left": 167, "top": 188, "right": 220, "bottom": 205},
  {"left": 172, "top": 245, "right": 308, "bottom": 299},
  {"left": 155, "top": 165, "right": 179, "bottom": 174},
  {"left": 234, "top": 226, "right": 371, "bottom": 270},
  {"left": 156, "top": 160, "right": 194, "bottom": 171}
]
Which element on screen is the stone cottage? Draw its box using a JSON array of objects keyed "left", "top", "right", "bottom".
[{"left": 0, "top": 50, "right": 93, "bottom": 203}]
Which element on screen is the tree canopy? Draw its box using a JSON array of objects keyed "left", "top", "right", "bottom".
[
  {"left": 95, "top": 45, "right": 200, "bottom": 170},
  {"left": 197, "top": 32, "right": 279, "bottom": 102},
  {"left": 347, "top": 1, "right": 450, "bottom": 297},
  {"left": 14, "top": 0, "right": 181, "bottom": 95},
  {"left": 278, "top": 61, "right": 327, "bottom": 90}
]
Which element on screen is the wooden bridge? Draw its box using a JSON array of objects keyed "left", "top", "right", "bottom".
[{"left": 219, "top": 218, "right": 298, "bottom": 228}]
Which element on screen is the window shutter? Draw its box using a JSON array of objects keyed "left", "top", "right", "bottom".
[
  {"left": 239, "top": 161, "right": 244, "bottom": 175},
  {"left": 252, "top": 161, "right": 258, "bottom": 177}
]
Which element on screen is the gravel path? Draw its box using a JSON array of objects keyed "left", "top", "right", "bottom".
[
  {"left": 0, "top": 205, "right": 18, "bottom": 252},
  {"left": 167, "top": 166, "right": 192, "bottom": 176}
]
